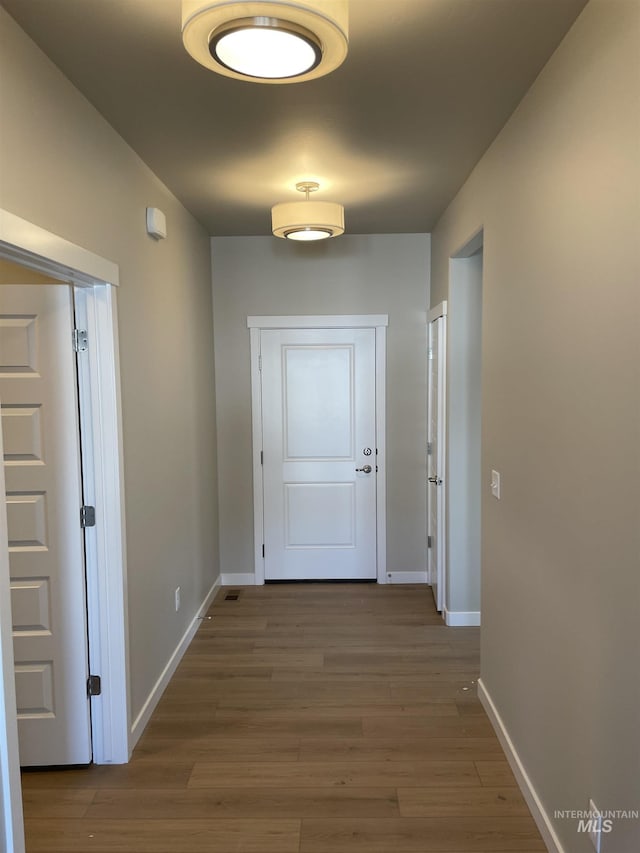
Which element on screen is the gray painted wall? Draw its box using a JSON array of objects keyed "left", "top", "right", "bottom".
[
  {"left": 431, "top": 1, "right": 640, "bottom": 849},
  {"left": 0, "top": 9, "right": 220, "bottom": 723},
  {"left": 211, "top": 234, "right": 430, "bottom": 580}
]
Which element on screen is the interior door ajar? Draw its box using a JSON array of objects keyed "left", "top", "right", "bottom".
[
  {"left": 261, "top": 327, "right": 377, "bottom": 580},
  {"left": 0, "top": 284, "right": 92, "bottom": 766},
  {"left": 428, "top": 311, "right": 446, "bottom": 612}
]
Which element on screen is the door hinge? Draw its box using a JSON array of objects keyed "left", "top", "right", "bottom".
[
  {"left": 262, "top": 544, "right": 265, "bottom": 558},
  {"left": 87, "top": 674, "right": 101, "bottom": 696},
  {"left": 73, "top": 329, "right": 88, "bottom": 352},
  {"left": 80, "top": 505, "right": 96, "bottom": 528},
  {"left": 427, "top": 535, "right": 432, "bottom": 548},
  {"left": 258, "top": 354, "right": 262, "bottom": 372},
  {"left": 260, "top": 450, "right": 263, "bottom": 465},
  {"left": 427, "top": 442, "right": 432, "bottom": 455},
  {"left": 428, "top": 348, "right": 433, "bottom": 360}
]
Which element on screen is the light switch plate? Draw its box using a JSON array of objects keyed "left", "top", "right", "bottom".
[{"left": 491, "top": 469, "right": 501, "bottom": 499}]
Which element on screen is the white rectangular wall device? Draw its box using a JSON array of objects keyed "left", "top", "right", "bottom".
[{"left": 146, "top": 207, "right": 167, "bottom": 240}]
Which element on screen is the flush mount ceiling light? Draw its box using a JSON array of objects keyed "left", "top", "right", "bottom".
[
  {"left": 272, "top": 181, "right": 345, "bottom": 241},
  {"left": 181, "top": 1, "right": 348, "bottom": 83}
]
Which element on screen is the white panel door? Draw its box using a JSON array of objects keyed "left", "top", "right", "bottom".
[
  {"left": 261, "top": 328, "right": 377, "bottom": 580},
  {"left": 428, "top": 314, "right": 446, "bottom": 611},
  {"left": 0, "top": 284, "right": 91, "bottom": 766}
]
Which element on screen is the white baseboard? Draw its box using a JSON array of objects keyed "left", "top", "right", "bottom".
[
  {"left": 444, "top": 608, "right": 481, "bottom": 626},
  {"left": 221, "top": 573, "right": 257, "bottom": 586},
  {"left": 129, "top": 575, "right": 221, "bottom": 750},
  {"left": 478, "top": 678, "right": 565, "bottom": 853},
  {"left": 385, "top": 571, "right": 428, "bottom": 584}
]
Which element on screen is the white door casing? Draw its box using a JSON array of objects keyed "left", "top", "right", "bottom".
[
  {"left": 428, "top": 303, "right": 447, "bottom": 612},
  {"left": 261, "top": 328, "right": 377, "bottom": 581},
  {"left": 1, "top": 284, "right": 92, "bottom": 765},
  {"left": 249, "top": 315, "right": 388, "bottom": 585}
]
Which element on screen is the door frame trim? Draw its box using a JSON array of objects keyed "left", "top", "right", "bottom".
[
  {"left": 248, "top": 314, "right": 388, "bottom": 585},
  {"left": 0, "top": 211, "right": 129, "bottom": 778}
]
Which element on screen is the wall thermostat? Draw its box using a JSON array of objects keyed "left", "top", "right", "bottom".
[{"left": 146, "top": 207, "right": 167, "bottom": 240}]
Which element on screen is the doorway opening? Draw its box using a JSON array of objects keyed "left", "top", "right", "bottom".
[
  {"left": 446, "top": 230, "right": 483, "bottom": 626},
  {"left": 0, "top": 210, "right": 129, "bottom": 852}
]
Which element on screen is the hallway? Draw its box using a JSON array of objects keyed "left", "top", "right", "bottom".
[{"left": 22, "top": 584, "right": 544, "bottom": 851}]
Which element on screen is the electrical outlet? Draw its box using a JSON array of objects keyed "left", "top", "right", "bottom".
[
  {"left": 174, "top": 587, "right": 181, "bottom": 612},
  {"left": 491, "top": 469, "right": 501, "bottom": 499},
  {"left": 588, "top": 800, "right": 602, "bottom": 852}
]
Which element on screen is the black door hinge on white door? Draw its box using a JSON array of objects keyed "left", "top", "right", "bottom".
[
  {"left": 87, "top": 675, "right": 101, "bottom": 696},
  {"left": 73, "top": 328, "right": 88, "bottom": 352},
  {"left": 80, "top": 505, "right": 96, "bottom": 528},
  {"left": 427, "top": 536, "right": 432, "bottom": 548}
]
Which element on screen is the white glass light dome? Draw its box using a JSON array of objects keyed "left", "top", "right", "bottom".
[
  {"left": 182, "top": 1, "right": 348, "bottom": 84},
  {"left": 210, "top": 19, "right": 322, "bottom": 79}
]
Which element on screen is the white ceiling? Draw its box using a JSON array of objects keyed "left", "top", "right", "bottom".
[{"left": 1, "top": 0, "right": 588, "bottom": 235}]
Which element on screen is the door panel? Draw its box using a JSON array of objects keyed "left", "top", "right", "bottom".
[
  {"left": 428, "top": 314, "right": 446, "bottom": 612},
  {"left": 0, "top": 284, "right": 91, "bottom": 766},
  {"left": 262, "top": 328, "right": 376, "bottom": 580}
]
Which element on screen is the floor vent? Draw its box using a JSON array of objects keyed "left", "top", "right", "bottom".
[{"left": 224, "top": 591, "right": 240, "bottom": 601}]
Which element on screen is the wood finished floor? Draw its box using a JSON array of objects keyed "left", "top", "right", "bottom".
[{"left": 22, "top": 584, "right": 545, "bottom": 852}]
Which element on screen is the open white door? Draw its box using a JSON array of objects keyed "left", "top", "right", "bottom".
[
  {"left": 0, "top": 284, "right": 92, "bottom": 765},
  {"left": 261, "top": 327, "right": 377, "bottom": 581},
  {"left": 0, "top": 416, "right": 24, "bottom": 853},
  {"left": 428, "top": 303, "right": 447, "bottom": 612}
]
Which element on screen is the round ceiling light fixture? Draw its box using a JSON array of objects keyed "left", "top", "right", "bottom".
[
  {"left": 272, "top": 182, "right": 345, "bottom": 241},
  {"left": 181, "top": 1, "right": 348, "bottom": 83}
]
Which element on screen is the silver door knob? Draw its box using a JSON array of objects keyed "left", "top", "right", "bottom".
[{"left": 356, "top": 464, "right": 372, "bottom": 474}]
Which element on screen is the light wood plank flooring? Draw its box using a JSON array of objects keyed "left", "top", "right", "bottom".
[{"left": 22, "top": 583, "right": 545, "bottom": 852}]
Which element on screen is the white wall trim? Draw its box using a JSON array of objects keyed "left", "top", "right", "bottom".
[
  {"left": 478, "top": 678, "right": 565, "bottom": 853},
  {"left": 248, "top": 314, "right": 389, "bottom": 329},
  {"left": 129, "top": 576, "right": 221, "bottom": 749},
  {"left": 249, "top": 326, "right": 265, "bottom": 585},
  {"left": 375, "top": 325, "right": 387, "bottom": 584},
  {"left": 221, "top": 573, "right": 257, "bottom": 586},
  {"left": 386, "top": 571, "right": 428, "bottom": 584},
  {"left": 0, "top": 208, "right": 119, "bottom": 286},
  {"left": 0, "top": 426, "right": 25, "bottom": 853},
  {"left": 444, "top": 609, "right": 480, "bottom": 626},
  {"left": 428, "top": 300, "right": 448, "bottom": 322},
  {"left": 249, "top": 315, "right": 387, "bottom": 585}
]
